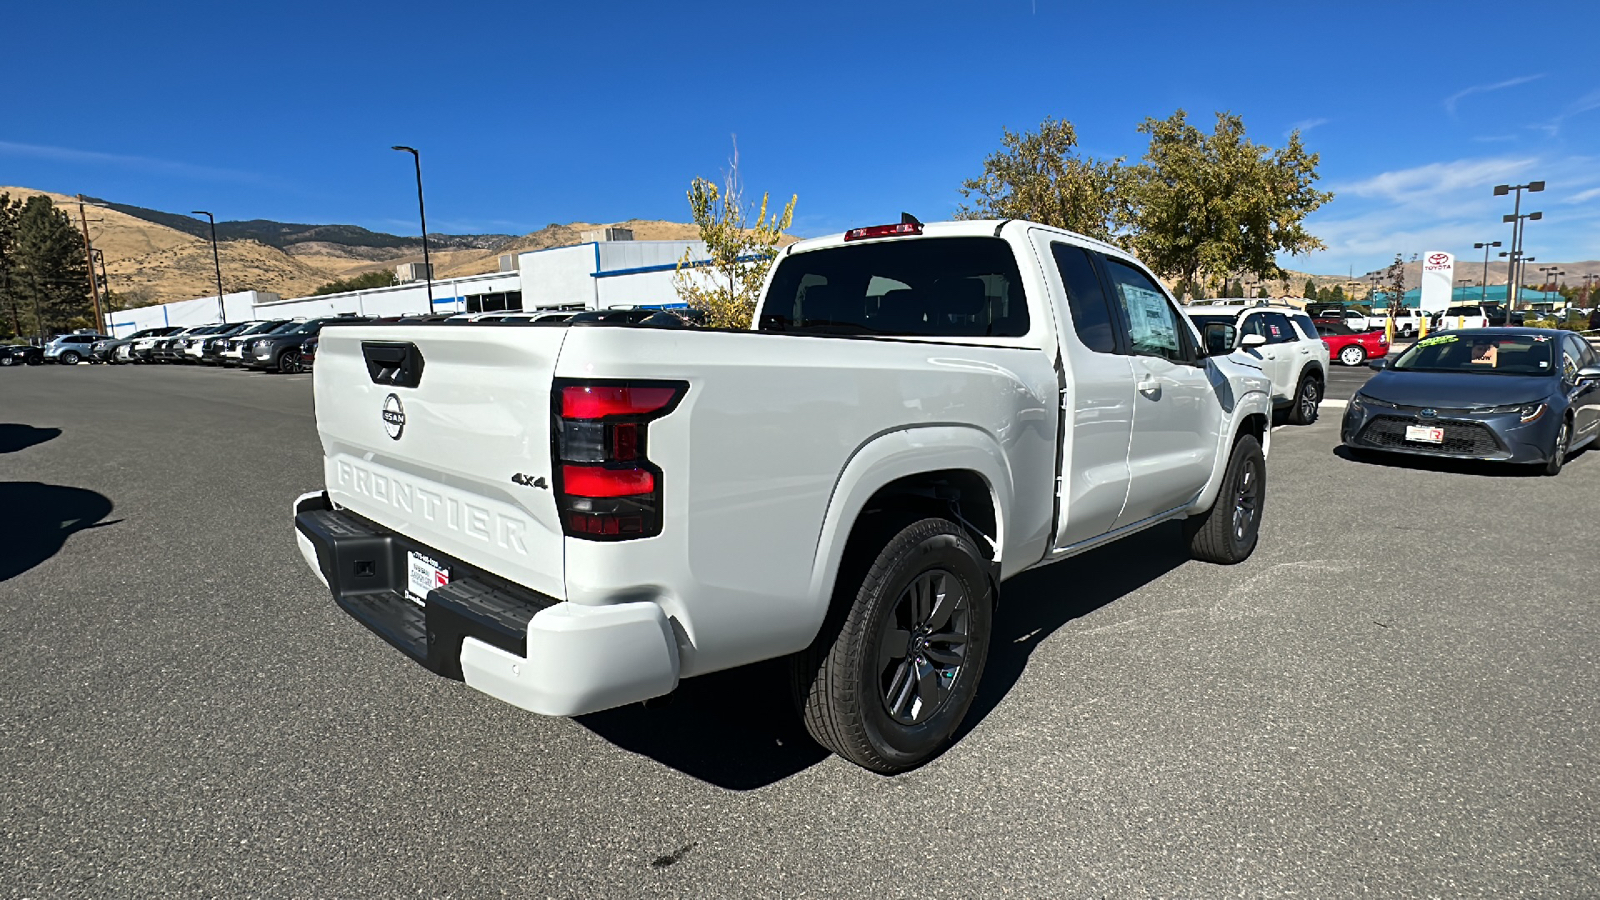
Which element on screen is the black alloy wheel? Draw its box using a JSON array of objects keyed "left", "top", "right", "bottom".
[
  {"left": 1184, "top": 433, "right": 1266, "bottom": 565},
  {"left": 277, "top": 348, "right": 301, "bottom": 373},
  {"left": 1288, "top": 374, "right": 1321, "bottom": 425},
  {"left": 794, "top": 517, "right": 993, "bottom": 773}
]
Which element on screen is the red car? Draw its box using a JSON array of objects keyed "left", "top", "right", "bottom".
[{"left": 1317, "top": 322, "right": 1388, "bottom": 366}]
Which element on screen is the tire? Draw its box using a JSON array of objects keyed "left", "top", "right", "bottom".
[
  {"left": 1544, "top": 418, "right": 1571, "bottom": 477},
  {"left": 1184, "top": 434, "right": 1265, "bottom": 565},
  {"left": 793, "top": 517, "right": 993, "bottom": 774},
  {"left": 59, "top": 351, "right": 81, "bottom": 365},
  {"left": 1338, "top": 344, "right": 1366, "bottom": 366},
  {"left": 1287, "top": 373, "right": 1321, "bottom": 426},
  {"left": 277, "top": 349, "right": 301, "bottom": 373},
  {"left": 0, "top": 355, "right": 14, "bottom": 367}
]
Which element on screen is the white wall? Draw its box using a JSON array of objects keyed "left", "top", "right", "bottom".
[
  {"left": 519, "top": 244, "right": 598, "bottom": 309},
  {"left": 105, "top": 291, "right": 277, "bottom": 336}
]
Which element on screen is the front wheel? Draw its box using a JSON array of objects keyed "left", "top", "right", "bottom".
[
  {"left": 1184, "top": 434, "right": 1265, "bottom": 565},
  {"left": 277, "top": 349, "right": 301, "bottom": 373},
  {"left": 1287, "top": 374, "right": 1321, "bottom": 425},
  {"left": 1338, "top": 345, "right": 1367, "bottom": 366},
  {"left": 793, "top": 517, "right": 993, "bottom": 774},
  {"left": 1544, "top": 419, "right": 1570, "bottom": 476}
]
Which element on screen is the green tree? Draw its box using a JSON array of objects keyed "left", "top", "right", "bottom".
[
  {"left": 1303, "top": 278, "right": 1317, "bottom": 301},
  {"left": 1381, "top": 254, "right": 1407, "bottom": 315},
  {"left": 1128, "top": 110, "right": 1332, "bottom": 302},
  {"left": 1329, "top": 284, "right": 1346, "bottom": 305},
  {"left": 312, "top": 269, "right": 399, "bottom": 296},
  {"left": 13, "top": 195, "right": 90, "bottom": 340},
  {"left": 673, "top": 147, "right": 796, "bottom": 329},
  {"left": 0, "top": 193, "right": 21, "bottom": 338},
  {"left": 955, "top": 117, "right": 1127, "bottom": 242}
]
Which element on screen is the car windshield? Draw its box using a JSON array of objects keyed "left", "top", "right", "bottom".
[
  {"left": 1392, "top": 333, "right": 1555, "bottom": 376},
  {"left": 1186, "top": 314, "right": 1234, "bottom": 330}
]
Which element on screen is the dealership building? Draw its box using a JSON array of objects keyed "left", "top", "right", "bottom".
[{"left": 103, "top": 235, "right": 716, "bottom": 337}]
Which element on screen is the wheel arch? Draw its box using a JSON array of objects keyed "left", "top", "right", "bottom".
[
  {"left": 1188, "top": 398, "right": 1271, "bottom": 514},
  {"left": 805, "top": 426, "right": 1012, "bottom": 639}
]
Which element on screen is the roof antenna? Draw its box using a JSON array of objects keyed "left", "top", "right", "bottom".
[{"left": 901, "top": 212, "right": 921, "bottom": 225}]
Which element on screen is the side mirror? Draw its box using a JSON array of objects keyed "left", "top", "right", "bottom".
[
  {"left": 1239, "top": 333, "right": 1267, "bottom": 349},
  {"left": 1199, "top": 321, "right": 1238, "bottom": 357},
  {"left": 1368, "top": 358, "right": 1390, "bottom": 370},
  {"left": 1577, "top": 365, "right": 1600, "bottom": 383}
]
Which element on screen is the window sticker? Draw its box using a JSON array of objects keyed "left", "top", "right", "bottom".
[{"left": 1416, "top": 334, "right": 1458, "bottom": 348}]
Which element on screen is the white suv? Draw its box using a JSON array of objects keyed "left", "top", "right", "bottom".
[{"left": 1184, "top": 302, "right": 1330, "bottom": 425}]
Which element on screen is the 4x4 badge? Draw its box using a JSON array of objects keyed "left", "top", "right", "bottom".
[
  {"left": 382, "top": 393, "right": 406, "bottom": 440},
  {"left": 511, "top": 473, "right": 548, "bottom": 490}
]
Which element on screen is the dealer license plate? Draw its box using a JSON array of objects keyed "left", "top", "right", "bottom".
[
  {"left": 406, "top": 551, "right": 450, "bottom": 604},
  {"left": 1404, "top": 425, "right": 1444, "bottom": 444}
]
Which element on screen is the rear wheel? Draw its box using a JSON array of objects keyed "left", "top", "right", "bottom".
[
  {"left": 0, "top": 355, "right": 14, "bottom": 367},
  {"left": 1338, "top": 344, "right": 1366, "bottom": 366},
  {"left": 1544, "top": 418, "right": 1571, "bottom": 476},
  {"left": 793, "top": 517, "right": 993, "bottom": 773},
  {"left": 1184, "top": 434, "right": 1265, "bottom": 565},
  {"left": 1287, "top": 373, "right": 1321, "bottom": 425},
  {"left": 59, "top": 350, "right": 81, "bottom": 365}
]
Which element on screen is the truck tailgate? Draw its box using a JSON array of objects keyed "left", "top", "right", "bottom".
[{"left": 314, "top": 325, "right": 568, "bottom": 600}]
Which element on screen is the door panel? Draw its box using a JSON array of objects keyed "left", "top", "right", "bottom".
[
  {"left": 1095, "top": 256, "right": 1218, "bottom": 526},
  {"left": 1031, "top": 232, "right": 1135, "bottom": 547}
]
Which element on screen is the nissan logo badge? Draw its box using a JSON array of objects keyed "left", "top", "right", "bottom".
[{"left": 382, "top": 393, "right": 406, "bottom": 440}]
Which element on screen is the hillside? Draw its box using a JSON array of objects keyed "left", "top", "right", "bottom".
[{"left": 9, "top": 185, "right": 1594, "bottom": 309}]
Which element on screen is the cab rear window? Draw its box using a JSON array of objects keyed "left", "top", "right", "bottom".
[{"left": 760, "top": 237, "right": 1029, "bottom": 338}]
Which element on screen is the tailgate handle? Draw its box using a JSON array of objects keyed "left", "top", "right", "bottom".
[{"left": 361, "top": 341, "right": 425, "bottom": 388}]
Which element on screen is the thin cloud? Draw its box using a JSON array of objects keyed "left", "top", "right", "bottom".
[
  {"left": 1533, "top": 86, "right": 1600, "bottom": 137},
  {"left": 1565, "top": 186, "right": 1600, "bottom": 204},
  {"left": 1443, "top": 74, "right": 1545, "bottom": 116},
  {"left": 0, "top": 140, "right": 261, "bottom": 183},
  {"left": 1285, "top": 118, "right": 1329, "bottom": 138},
  {"left": 1336, "top": 157, "right": 1536, "bottom": 204}
]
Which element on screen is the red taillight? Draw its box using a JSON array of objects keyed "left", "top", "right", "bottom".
[
  {"left": 560, "top": 465, "right": 654, "bottom": 498},
  {"left": 561, "top": 385, "right": 680, "bottom": 419},
  {"left": 843, "top": 222, "right": 923, "bottom": 242},
  {"left": 552, "top": 379, "right": 686, "bottom": 541}
]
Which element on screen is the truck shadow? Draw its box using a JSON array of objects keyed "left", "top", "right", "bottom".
[
  {"left": 576, "top": 522, "right": 1188, "bottom": 790},
  {"left": 0, "top": 482, "right": 118, "bottom": 583},
  {"left": 0, "top": 424, "right": 61, "bottom": 454}
]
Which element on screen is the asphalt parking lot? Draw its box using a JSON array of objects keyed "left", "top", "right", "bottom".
[{"left": 3, "top": 364, "right": 1596, "bottom": 899}]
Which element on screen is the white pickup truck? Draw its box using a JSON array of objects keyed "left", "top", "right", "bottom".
[{"left": 293, "top": 219, "right": 1274, "bottom": 772}]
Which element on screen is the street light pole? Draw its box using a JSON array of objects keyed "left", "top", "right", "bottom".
[
  {"left": 1493, "top": 181, "right": 1544, "bottom": 311},
  {"left": 391, "top": 145, "right": 434, "bottom": 308},
  {"left": 1472, "top": 240, "right": 1501, "bottom": 304},
  {"left": 75, "top": 195, "right": 103, "bottom": 331},
  {"left": 191, "top": 210, "right": 226, "bottom": 324}
]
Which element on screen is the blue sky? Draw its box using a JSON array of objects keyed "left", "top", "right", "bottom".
[{"left": 3, "top": 0, "right": 1597, "bottom": 278}]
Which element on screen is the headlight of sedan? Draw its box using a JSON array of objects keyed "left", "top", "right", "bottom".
[
  {"left": 1349, "top": 392, "right": 1394, "bottom": 412},
  {"left": 1475, "top": 402, "right": 1545, "bottom": 421}
]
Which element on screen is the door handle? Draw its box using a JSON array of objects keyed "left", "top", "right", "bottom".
[{"left": 1137, "top": 380, "right": 1160, "bottom": 397}]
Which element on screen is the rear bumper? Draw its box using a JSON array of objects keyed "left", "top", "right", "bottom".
[{"left": 292, "top": 491, "right": 679, "bottom": 716}]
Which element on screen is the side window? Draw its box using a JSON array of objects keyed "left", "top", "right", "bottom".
[
  {"left": 1100, "top": 256, "right": 1185, "bottom": 362},
  {"left": 1240, "top": 313, "right": 1270, "bottom": 340},
  {"left": 1563, "top": 336, "right": 1586, "bottom": 378},
  {"left": 1262, "top": 312, "right": 1296, "bottom": 344},
  {"left": 1050, "top": 242, "right": 1117, "bottom": 353},
  {"left": 1290, "top": 313, "right": 1318, "bottom": 340}
]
